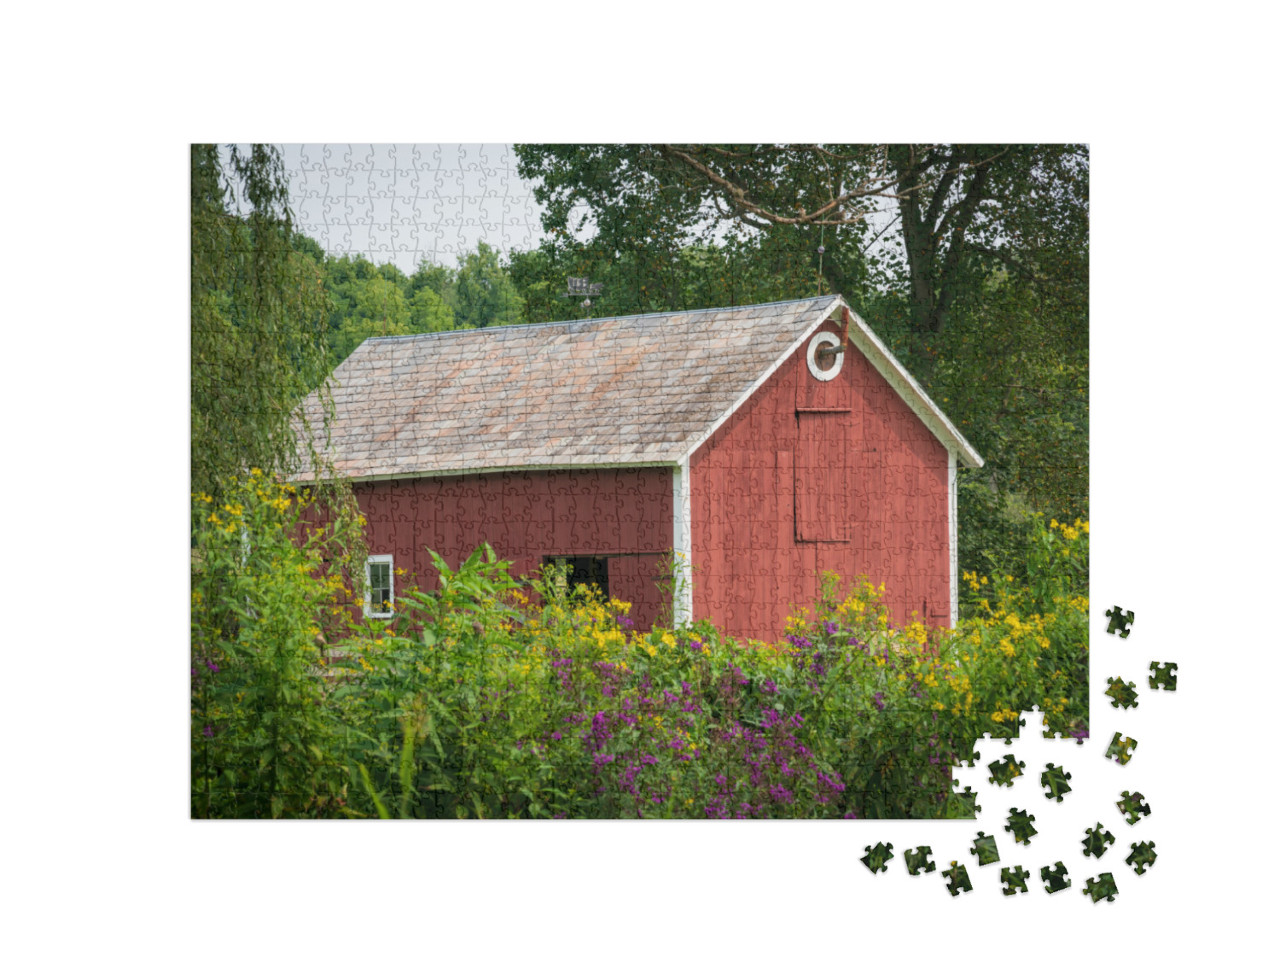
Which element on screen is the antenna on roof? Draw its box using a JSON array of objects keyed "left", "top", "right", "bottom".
[{"left": 563, "top": 276, "right": 604, "bottom": 317}]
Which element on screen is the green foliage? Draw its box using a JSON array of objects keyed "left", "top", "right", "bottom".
[
  {"left": 191, "top": 471, "right": 367, "bottom": 817},
  {"left": 190, "top": 145, "right": 332, "bottom": 502}
]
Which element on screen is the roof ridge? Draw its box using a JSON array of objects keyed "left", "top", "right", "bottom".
[{"left": 362, "top": 294, "right": 842, "bottom": 344}]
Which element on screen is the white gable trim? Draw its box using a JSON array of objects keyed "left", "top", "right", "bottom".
[
  {"left": 840, "top": 302, "right": 984, "bottom": 469},
  {"left": 672, "top": 457, "right": 693, "bottom": 626},
  {"left": 949, "top": 450, "right": 959, "bottom": 628},
  {"left": 681, "top": 299, "right": 843, "bottom": 459}
]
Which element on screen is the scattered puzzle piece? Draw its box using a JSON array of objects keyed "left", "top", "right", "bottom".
[
  {"left": 1149, "top": 661, "right": 1178, "bottom": 691},
  {"left": 1083, "top": 872, "right": 1118, "bottom": 903},
  {"left": 1005, "top": 807, "right": 1038, "bottom": 844},
  {"left": 1082, "top": 823, "right": 1115, "bottom": 859},
  {"left": 970, "top": 831, "right": 1000, "bottom": 866},
  {"left": 904, "top": 846, "right": 936, "bottom": 876},
  {"left": 1105, "top": 606, "right": 1134, "bottom": 637},
  {"left": 1125, "top": 841, "right": 1157, "bottom": 875},
  {"left": 1041, "top": 862, "right": 1071, "bottom": 894},
  {"left": 1104, "top": 676, "right": 1138, "bottom": 709},
  {"left": 1105, "top": 732, "right": 1138, "bottom": 766},
  {"left": 988, "top": 753, "right": 1025, "bottom": 787},
  {"left": 861, "top": 842, "right": 894, "bottom": 873},
  {"left": 943, "top": 861, "right": 973, "bottom": 897},
  {"left": 1117, "top": 790, "right": 1151, "bottom": 825},
  {"left": 1001, "top": 865, "right": 1030, "bottom": 895},
  {"left": 1041, "top": 764, "right": 1072, "bottom": 802}
]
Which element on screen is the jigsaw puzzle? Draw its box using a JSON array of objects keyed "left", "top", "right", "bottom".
[
  {"left": 1104, "top": 676, "right": 1138, "bottom": 709},
  {"left": 1005, "top": 807, "right": 1038, "bottom": 844},
  {"left": 943, "top": 861, "right": 974, "bottom": 897},
  {"left": 1149, "top": 661, "right": 1178, "bottom": 690},
  {"left": 1000, "top": 866, "right": 1030, "bottom": 895},
  {"left": 1125, "top": 841, "right": 1157, "bottom": 875},
  {"left": 1041, "top": 763, "right": 1073, "bottom": 801},
  {"left": 1104, "top": 606, "right": 1134, "bottom": 637},
  {"left": 904, "top": 847, "right": 936, "bottom": 876},
  {"left": 1082, "top": 823, "right": 1115, "bottom": 859},
  {"left": 1041, "top": 862, "right": 1071, "bottom": 894},
  {"left": 970, "top": 831, "right": 1001, "bottom": 866},
  {"left": 1083, "top": 873, "right": 1118, "bottom": 903},
  {"left": 1105, "top": 732, "right": 1138, "bottom": 766},
  {"left": 988, "top": 753, "right": 1026, "bottom": 787},
  {"left": 191, "top": 143, "right": 1094, "bottom": 826},
  {"left": 1116, "top": 790, "right": 1151, "bottom": 825},
  {"left": 861, "top": 842, "right": 894, "bottom": 873}
]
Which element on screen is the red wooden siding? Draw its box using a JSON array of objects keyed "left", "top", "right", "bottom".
[
  {"left": 354, "top": 467, "right": 673, "bottom": 631},
  {"left": 689, "top": 315, "right": 950, "bottom": 638}
]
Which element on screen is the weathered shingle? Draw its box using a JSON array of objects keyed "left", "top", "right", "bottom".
[{"left": 294, "top": 296, "right": 842, "bottom": 480}]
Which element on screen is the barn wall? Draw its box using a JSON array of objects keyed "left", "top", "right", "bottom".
[
  {"left": 355, "top": 467, "right": 673, "bottom": 631},
  {"left": 689, "top": 315, "right": 950, "bottom": 638}
]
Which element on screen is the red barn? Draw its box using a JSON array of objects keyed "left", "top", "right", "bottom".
[{"left": 297, "top": 295, "right": 982, "bottom": 637}]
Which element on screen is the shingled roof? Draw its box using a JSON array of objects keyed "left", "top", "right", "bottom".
[{"left": 294, "top": 295, "right": 981, "bottom": 481}]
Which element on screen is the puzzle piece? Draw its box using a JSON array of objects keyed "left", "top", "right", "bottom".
[
  {"left": 1000, "top": 865, "right": 1030, "bottom": 895},
  {"left": 1105, "top": 732, "right": 1138, "bottom": 766},
  {"left": 1041, "top": 763, "right": 1072, "bottom": 801},
  {"left": 987, "top": 753, "right": 1025, "bottom": 787},
  {"left": 987, "top": 715, "right": 1025, "bottom": 745},
  {"left": 1104, "top": 676, "right": 1138, "bottom": 709},
  {"left": 1117, "top": 790, "right": 1151, "bottom": 825},
  {"left": 1005, "top": 807, "right": 1038, "bottom": 844},
  {"left": 1083, "top": 872, "right": 1118, "bottom": 903},
  {"left": 1082, "top": 823, "right": 1115, "bottom": 859},
  {"left": 943, "top": 861, "right": 973, "bottom": 897},
  {"left": 861, "top": 842, "right": 894, "bottom": 873},
  {"left": 1125, "top": 841, "right": 1157, "bottom": 875},
  {"left": 1040, "top": 861, "right": 1071, "bottom": 894},
  {"left": 951, "top": 781, "right": 982, "bottom": 816},
  {"left": 904, "top": 846, "right": 936, "bottom": 876},
  {"left": 1149, "top": 661, "right": 1178, "bottom": 691},
  {"left": 1105, "top": 606, "right": 1134, "bottom": 637},
  {"left": 970, "top": 831, "right": 1000, "bottom": 866}
]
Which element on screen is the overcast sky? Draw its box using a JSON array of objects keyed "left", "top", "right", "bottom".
[{"left": 278, "top": 143, "right": 551, "bottom": 275}]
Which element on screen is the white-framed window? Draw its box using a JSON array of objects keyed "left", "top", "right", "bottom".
[{"left": 365, "top": 554, "right": 394, "bottom": 618}]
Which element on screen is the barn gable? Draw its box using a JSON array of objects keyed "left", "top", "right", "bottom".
[{"left": 296, "top": 295, "right": 981, "bottom": 636}]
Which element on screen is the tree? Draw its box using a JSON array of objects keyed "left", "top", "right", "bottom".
[
  {"left": 515, "top": 144, "right": 1086, "bottom": 342},
  {"left": 452, "top": 241, "right": 524, "bottom": 327},
  {"left": 191, "top": 144, "right": 331, "bottom": 501}
]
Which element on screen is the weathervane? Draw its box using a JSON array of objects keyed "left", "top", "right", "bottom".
[{"left": 564, "top": 276, "right": 604, "bottom": 315}]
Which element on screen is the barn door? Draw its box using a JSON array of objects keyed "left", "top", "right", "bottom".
[{"left": 795, "top": 411, "right": 849, "bottom": 542}]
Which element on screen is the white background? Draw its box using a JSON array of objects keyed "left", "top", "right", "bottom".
[{"left": 3, "top": 2, "right": 1274, "bottom": 959}]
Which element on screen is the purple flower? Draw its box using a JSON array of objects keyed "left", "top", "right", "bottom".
[
  {"left": 205, "top": 660, "right": 219, "bottom": 673},
  {"left": 872, "top": 692, "right": 886, "bottom": 712},
  {"left": 551, "top": 731, "right": 562, "bottom": 740},
  {"left": 760, "top": 678, "right": 777, "bottom": 695},
  {"left": 822, "top": 619, "right": 839, "bottom": 636},
  {"left": 202, "top": 725, "right": 213, "bottom": 738}
]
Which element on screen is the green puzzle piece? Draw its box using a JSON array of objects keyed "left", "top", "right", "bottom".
[
  {"left": 1105, "top": 732, "right": 1137, "bottom": 765},
  {"left": 1005, "top": 807, "right": 1038, "bottom": 844},
  {"left": 1001, "top": 865, "right": 1030, "bottom": 895},
  {"left": 861, "top": 842, "right": 893, "bottom": 873},
  {"left": 1117, "top": 790, "right": 1151, "bottom": 825},
  {"left": 1041, "top": 763, "right": 1072, "bottom": 802},
  {"left": 1082, "top": 822, "right": 1115, "bottom": 859},
  {"left": 1083, "top": 872, "right": 1118, "bottom": 903},
  {"left": 1105, "top": 676, "right": 1138, "bottom": 709}
]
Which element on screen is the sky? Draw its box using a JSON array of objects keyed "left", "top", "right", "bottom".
[{"left": 277, "top": 143, "right": 551, "bottom": 275}]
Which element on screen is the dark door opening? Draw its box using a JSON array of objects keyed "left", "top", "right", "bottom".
[{"left": 543, "top": 555, "right": 610, "bottom": 596}]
